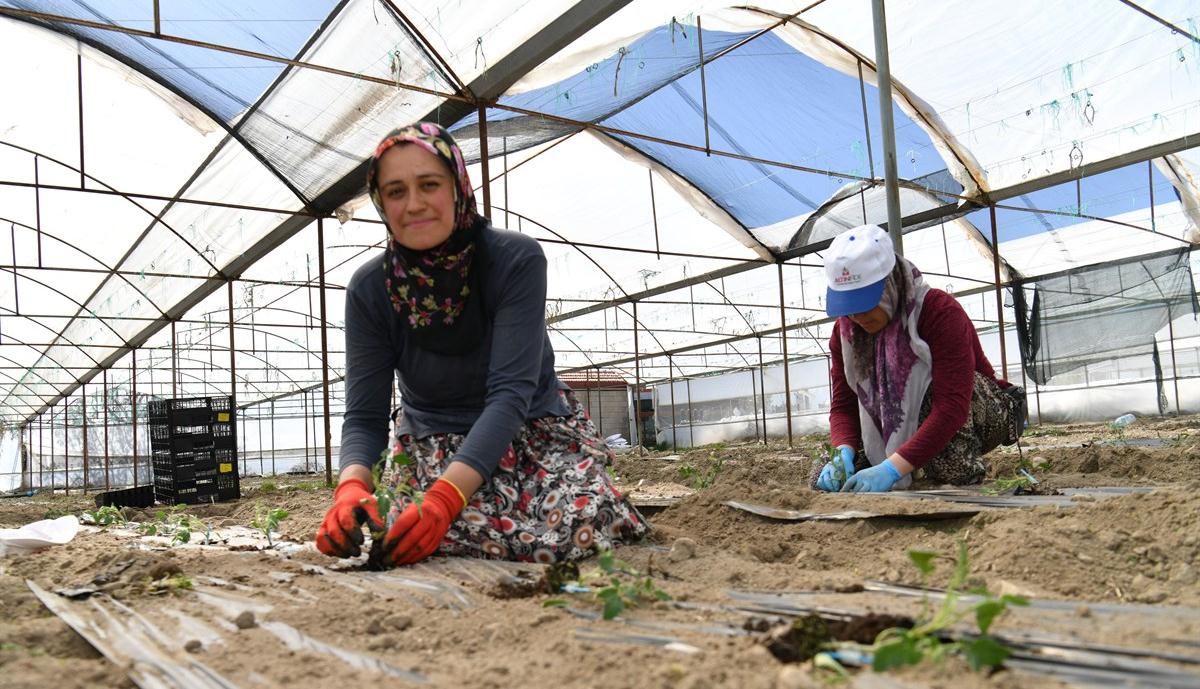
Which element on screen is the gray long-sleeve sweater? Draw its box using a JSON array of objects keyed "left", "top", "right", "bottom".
[{"left": 339, "top": 226, "right": 569, "bottom": 479}]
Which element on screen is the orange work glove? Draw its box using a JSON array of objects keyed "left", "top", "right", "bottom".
[
  {"left": 379, "top": 478, "right": 466, "bottom": 567},
  {"left": 315, "top": 478, "right": 384, "bottom": 557}
]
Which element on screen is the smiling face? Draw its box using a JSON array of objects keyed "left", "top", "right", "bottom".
[
  {"left": 848, "top": 304, "right": 891, "bottom": 335},
  {"left": 376, "top": 143, "right": 457, "bottom": 251}
]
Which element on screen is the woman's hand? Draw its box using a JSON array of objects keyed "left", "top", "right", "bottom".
[
  {"left": 315, "top": 477, "right": 384, "bottom": 557},
  {"left": 378, "top": 478, "right": 466, "bottom": 566},
  {"left": 815, "top": 445, "right": 857, "bottom": 491},
  {"left": 842, "top": 454, "right": 912, "bottom": 493}
]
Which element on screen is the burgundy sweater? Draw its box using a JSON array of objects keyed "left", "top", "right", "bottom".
[{"left": 828, "top": 289, "right": 1008, "bottom": 468}]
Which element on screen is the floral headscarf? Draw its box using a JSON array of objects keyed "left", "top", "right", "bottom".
[
  {"left": 838, "top": 255, "right": 933, "bottom": 478},
  {"left": 367, "top": 122, "right": 488, "bottom": 354}
]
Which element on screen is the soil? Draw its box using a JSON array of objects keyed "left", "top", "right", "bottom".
[{"left": 2, "top": 415, "right": 1198, "bottom": 689}]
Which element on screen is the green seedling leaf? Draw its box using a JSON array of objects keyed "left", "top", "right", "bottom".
[
  {"left": 599, "top": 591, "right": 625, "bottom": 620},
  {"left": 542, "top": 598, "right": 568, "bottom": 608},
  {"left": 907, "top": 550, "right": 937, "bottom": 576},
  {"left": 872, "top": 637, "right": 923, "bottom": 671},
  {"left": 949, "top": 541, "right": 970, "bottom": 589},
  {"left": 973, "top": 600, "right": 1006, "bottom": 635},
  {"left": 813, "top": 652, "right": 851, "bottom": 684},
  {"left": 960, "top": 636, "right": 1010, "bottom": 671}
]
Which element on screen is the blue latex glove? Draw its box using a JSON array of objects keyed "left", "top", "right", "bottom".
[
  {"left": 815, "top": 445, "right": 857, "bottom": 492},
  {"left": 842, "top": 459, "right": 903, "bottom": 493}
]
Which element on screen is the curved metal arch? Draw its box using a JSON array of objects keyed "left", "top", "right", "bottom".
[
  {"left": 134, "top": 348, "right": 281, "bottom": 404},
  {"left": 0, "top": 6, "right": 348, "bottom": 208},
  {"left": 0, "top": 216, "right": 170, "bottom": 320},
  {"left": 0, "top": 141, "right": 220, "bottom": 276},
  {"left": 746, "top": 8, "right": 989, "bottom": 198},
  {"left": 177, "top": 304, "right": 348, "bottom": 367},
  {"left": 164, "top": 321, "right": 331, "bottom": 396},
  {"left": 0, "top": 269, "right": 123, "bottom": 356},
  {"left": 496, "top": 207, "right": 677, "bottom": 357}
]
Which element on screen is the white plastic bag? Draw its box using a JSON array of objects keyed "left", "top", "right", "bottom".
[{"left": 0, "top": 515, "right": 80, "bottom": 556}]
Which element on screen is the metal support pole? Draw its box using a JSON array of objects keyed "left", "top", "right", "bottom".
[
  {"left": 303, "top": 390, "right": 310, "bottom": 473},
  {"left": 870, "top": 0, "right": 903, "bottom": 253},
  {"left": 34, "top": 157, "right": 42, "bottom": 266},
  {"left": 685, "top": 378, "right": 694, "bottom": 448},
  {"left": 697, "top": 16, "right": 711, "bottom": 155},
  {"left": 270, "top": 401, "right": 276, "bottom": 476},
  {"left": 856, "top": 60, "right": 876, "bottom": 181},
  {"left": 777, "top": 263, "right": 793, "bottom": 447},
  {"left": 632, "top": 301, "right": 641, "bottom": 447},
  {"left": 62, "top": 401, "right": 68, "bottom": 495},
  {"left": 595, "top": 366, "right": 603, "bottom": 435},
  {"left": 502, "top": 136, "right": 509, "bottom": 228},
  {"left": 757, "top": 335, "right": 767, "bottom": 444},
  {"left": 153, "top": 0, "right": 160, "bottom": 35},
  {"left": 131, "top": 349, "right": 137, "bottom": 487},
  {"left": 81, "top": 384, "right": 88, "bottom": 493},
  {"left": 171, "top": 319, "right": 178, "bottom": 398},
  {"left": 585, "top": 367, "right": 593, "bottom": 423},
  {"left": 318, "top": 218, "right": 333, "bottom": 485},
  {"left": 227, "top": 279, "right": 236, "bottom": 468},
  {"left": 989, "top": 206, "right": 1008, "bottom": 375},
  {"left": 103, "top": 368, "right": 109, "bottom": 491},
  {"left": 668, "top": 355, "right": 677, "bottom": 451},
  {"left": 38, "top": 417, "right": 42, "bottom": 489},
  {"left": 478, "top": 104, "right": 491, "bottom": 217},
  {"left": 77, "top": 52, "right": 85, "bottom": 188},
  {"left": 1148, "top": 160, "right": 1157, "bottom": 232},
  {"left": 1168, "top": 312, "right": 1181, "bottom": 414},
  {"left": 257, "top": 404, "right": 264, "bottom": 477},
  {"left": 649, "top": 169, "right": 661, "bottom": 259}
]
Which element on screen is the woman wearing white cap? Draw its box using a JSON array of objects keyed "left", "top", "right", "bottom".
[{"left": 813, "top": 225, "right": 1024, "bottom": 492}]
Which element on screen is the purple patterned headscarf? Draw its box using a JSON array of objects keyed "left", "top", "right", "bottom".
[{"left": 838, "top": 255, "right": 932, "bottom": 476}]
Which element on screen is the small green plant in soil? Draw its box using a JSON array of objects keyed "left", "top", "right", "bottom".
[
  {"left": 135, "top": 505, "right": 211, "bottom": 545},
  {"left": 545, "top": 550, "right": 670, "bottom": 620},
  {"left": 258, "top": 480, "right": 278, "bottom": 493},
  {"left": 868, "top": 543, "right": 1027, "bottom": 672},
  {"left": 147, "top": 573, "right": 194, "bottom": 594},
  {"left": 1022, "top": 425, "right": 1065, "bottom": 438},
  {"left": 251, "top": 504, "right": 289, "bottom": 547},
  {"left": 366, "top": 448, "right": 423, "bottom": 567},
  {"left": 677, "top": 456, "right": 724, "bottom": 490},
  {"left": 813, "top": 441, "right": 849, "bottom": 483},
  {"left": 982, "top": 472, "right": 1037, "bottom": 495},
  {"left": 81, "top": 505, "right": 126, "bottom": 526}
]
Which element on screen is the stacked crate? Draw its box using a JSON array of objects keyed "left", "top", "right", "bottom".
[{"left": 148, "top": 396, "right": 239, "bottom": 504}]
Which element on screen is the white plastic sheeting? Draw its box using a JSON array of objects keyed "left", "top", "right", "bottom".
[{"left": 0, "top": 0, "right": 1196, "bottom": 442}]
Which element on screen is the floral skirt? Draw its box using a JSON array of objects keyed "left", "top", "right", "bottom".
[
  {"left": 914, "top": 372, "right": 1022, "bottom": 485},
  {"left": 383, "top": 390, "right": 649, "bottom": 563}
]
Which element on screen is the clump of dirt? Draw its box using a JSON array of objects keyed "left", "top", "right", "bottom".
[
  {"left": 764, "top": 614, "right": 831, "bottom": 662},
  {"left": 762, "top": 612, "right": 915, "bottom": 662},
  {"left": 58, "top": 549, "right": 185, "bottom": 599},
  {"left": 967, "top": 487, "right": 1200, "bottom": 604},
  {"left": 827, "top": 612, "right": 913, "bottom": 644},
  {"left": 987, "top": 442, "right": 1200, "bottom": 489}
]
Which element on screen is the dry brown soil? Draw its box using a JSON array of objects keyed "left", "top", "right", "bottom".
[{"left": 2, "top": 414, "right": 1198, "bottom": 688}]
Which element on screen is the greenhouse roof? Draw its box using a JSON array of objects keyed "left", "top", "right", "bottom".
[{"left": 0, "top": 0, "right": 1196, "bottom": 428}]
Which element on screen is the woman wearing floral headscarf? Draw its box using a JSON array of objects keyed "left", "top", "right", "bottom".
[{"left": 316, "top": 122, "right": 647, "bottom": 566}]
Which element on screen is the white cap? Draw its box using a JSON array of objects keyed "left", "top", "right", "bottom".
[{"left": 824, "top": 225, "right": 896, "bottom": 317}]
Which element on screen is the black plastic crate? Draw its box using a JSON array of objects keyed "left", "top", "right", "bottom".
[
  {"left": 148, "top": 396, "right": 236, "bottom": 505},
  {"left": 94, "top": 485, "right": 155, "bottom": 509},
  {"left": 215, "top": 463, "right": 240, "bottom": 500}
]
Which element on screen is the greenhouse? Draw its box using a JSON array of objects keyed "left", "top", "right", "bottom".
[{"left": 0, "top": 2, "right": 1198, "bottom": 688}]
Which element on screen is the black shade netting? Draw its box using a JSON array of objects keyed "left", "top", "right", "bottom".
[{"left": 1013, "top": 248, "right": 1198, "bottom": 386}]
